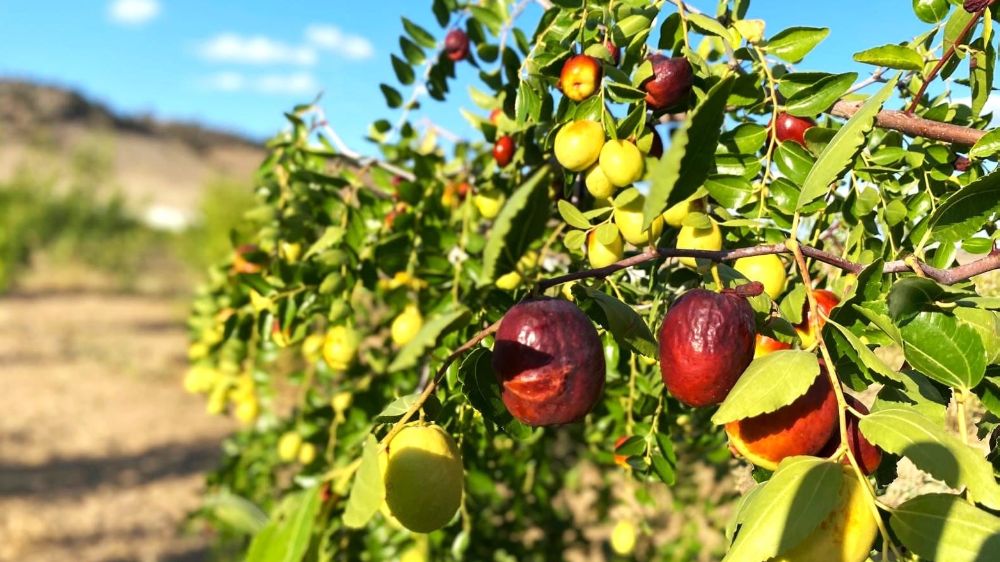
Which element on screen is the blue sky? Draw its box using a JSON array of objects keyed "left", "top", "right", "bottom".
[{"left": 0, "top": 1, "right": 940, "bottom": 155}]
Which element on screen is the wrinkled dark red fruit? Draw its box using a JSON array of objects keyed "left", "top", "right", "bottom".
[
  {"left": 818, "top": 395, "right": 883, "bottom": 474},
  {"left": 492, "top": 299, "right": 606, "bottom": 426},
  {"left": 642, "top": 55, "right": 693, "bottom": 111},
  {"left": 494, "top": 135, "right": 515, "bottom": 166},
  {"left": 965, "top": 0, "right": 992, "bottom": 13},
  {"left": 444, "top": 29, "right": 470, "bottom": 61},
  {"left": 658, "top": 289, "right": 756, "bottom": 407},
  {"left": 772, "top": 112, "right": 816, "bottom": 146}
]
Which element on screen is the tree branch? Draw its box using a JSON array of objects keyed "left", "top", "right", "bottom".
[
  {"left": 830, "top": 100, "right": 987, "bottom": 146},
  {"left": 536, "top": 244, "right": 1000, "bottom": 291},
  {"left": 906, "top": 6, "right": 986, "bottom": 114}
]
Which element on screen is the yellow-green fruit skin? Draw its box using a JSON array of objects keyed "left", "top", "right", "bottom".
[
  {"left": 474, "top": 191, "right": 504, "bottom": 219},
  {"left": 610, "top": 520, "right": 637, "bottom": 556},
  {"left": 391, "top": 305, "right": 423, "bottom": 347},
  {"left": 585, "top": 164, "right": 615, "bottom": 200},
  {"left": 614, "top": 192, "right": 664, "bottom": 246},
  {"left": 734, "top": 254, "right": 788, "bottom": 300},
  {"left": 298, "top": 442, "right": 317, "bottom": 464},
  {"left": 323, "top": 326, "right": 359, "bottom": 371},
  {"left": 599, "top": 140, "right": 644, "bottom": 187},
  {"left": 554, "top": 120, "right": 605, "bottom": 172},
  {"left": 676, "top": 222, "right": 722, "bottom": 267},
  {"left": 772, "top": 466, "right": 878, "bottom": 562},
  {"left": 662, "top": 199, "right": 695, "bottom": 228},
  {"left": 383, "top": 425, "right": 464, "bottom": 533},
  {"left": 587, "top": 230, "right": 624, "bottom": 268},
  {"left": 278, "top": 432, "right": 302, "bottom": 462}
]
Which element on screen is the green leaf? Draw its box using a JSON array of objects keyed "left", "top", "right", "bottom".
[
  {"left": 944, "top": 7, "right": 975, "bottom": 53},
  {"left": 574, "top": 285, "right": 658, "bottom": 358},
  {"left": 469, "top": 6, "right": 503, "bottom": 34},
  {"left": 557, "top": 200, "right": 592, "bottom": 229},
  {"left": 900, "top": 311, "right": 987, "bottom": 390},
  {"left": 929, "top": 169, "right": 1000, "bottom": 242},
  {"left": 402, "top": 17, "right": 437, "bottom": 49},
  {"left": 203, "top": 491, "right": 268, "bottom": 535},
  {"left": 248, "top": 486, "right": 321, "bottom": 562},
  {"left": 373, "top": 393, "right": 439, "bottom": 423},
  {"left": 825, "top": 318, "right": 904, "bottom": 384},
  {"left": 704, "top": 175, "right": 754, "bottom": 208},
  {"left": 797, "top": 76, "right": 898, "bottom": 209},
  {"left": 873, "top": 370, "right": 948, "bottom": 426},
  {"left": 643, "top": 75, "right": 734, "bottom": 228},
  {"left": 514, "top": 80, "right": 541, "bottom": 125},
  {"left": 459, "top": 348, "right": 533, "bottom": 439},
  {"left": 482, "top": 167, "right": 551, "bottom": 282},
  {"left": 970, "top": 128, "right": 1000, "bottom": 159},
  {"left": 723, "top": 457, "right": 842, "bottom": 562},
  {"left": 859, "top": 409, "right": 1000, "bottom": 509},
  {"left": 712, "top": 350, "right": 820, "bottom": 424},
  {"left": 342, "top": 435, "right": 384, "bottom": 528},
  {"left": 379, "top": 84, "right": 403, "bottom": 109},
  {"left": 853, "top": 44, "right": 924, "bottom": 70},
  {"left": 888, "top": 277, "right": 945, "bottom": 323},
  {"left": 391, "top": 55, "right": 415, "bottom": 85},
  {"left": 389, "top": 307, "right": 471, "bottom": 372},
  {"left": 784, "top": 72, "right": 856, "bottom": 117},
  {"left": 762, "top": 27, "right": 830, "bottom": 63},
  {"left": 891, "top": 494, "right": 1000, "bottom": 562}
]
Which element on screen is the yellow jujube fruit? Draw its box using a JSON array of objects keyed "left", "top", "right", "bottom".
[
  {"left": 676, "top": 221, "right": 722, "bottom": 268},
  {"left": 323, "top": 325, "right": 360, "bottom": 371},
  {"left": 277, "top": 432, "right": 303, "bottom": 462},
  {"left": 382, "top": 425, "right": 464, "bottom": 533},
  {"left": 610, "top": 519, "right": 638, "bottom": 556},
  {"left": 474, "top": 190, "right": 504, "bottom": 219},
  {"left": 734, "top": 254, "right": 788, "bottom": 300},
  {"left": 298, "top": 442, "right": 318, "bottom": 465},
  {"left": 587, "top": 228, "right": 624, "bottom": 269},
  {"left": 233, "top": 397, "right": 259, "bottom": 425},
  {"left": 613, "top": 189, "right": 664, "bottom": 246},
  {"left": 772, "top": 465, "right": 878, "bottom": 562},
  {"left": 599, "top": 140, "right": 644, "bottom": 187},
  {"left": 584, "top": 164, "right": 615, "bottom": 200},
  {"left": 554, "top": 120, "right": 605, "bottom": 172},
  {"left": 495, "top": 251, "right": 538, "bottom": 291},
  {"left": 662, "top": 198, "right": 698, "bottom": 228},
  {"left": 331, "top": 391, "right": 353, "bottom": 414},
  {"left": 302, "top": 333, "right": 325, "bottom": 362},
  {"left": 391, "top": 305, "right": 423, "bottom": 347}
]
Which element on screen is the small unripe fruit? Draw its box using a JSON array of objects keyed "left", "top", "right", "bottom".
[
  {"left": 444, "top": 29, "right": 469, "bottom": 61},
  {"left": 494, "top": 251, "right": 538, "bottom": 291},
  {"left": 610, "top": 520, "right": 637, "bottom": 556},
  {"left": 474, "top": 189, "right": 505, "bottom": 219},
  {"left": 772, "top": 112, "right": 816, "bottom": 146},
  {"left": 298, "top": 442, "right": 318, "bottom": 465},
  {"left": 494, "top": 135, "right": 515, "bottom": 167},
  {"left": 658, "top": 289, "right": 756, "bottom": 407},
  {"left": 331, "top": 391, "right": 353, "bottom": 414},
  {"left": 734, "top": 254, "right": 788, "bottom": 300},
  {"left": 587, "top": 228, "right": 624, "bottom": 268},
  {"left": 584, "top": 164, "right": 615, "bottom": 200},
  {"left": 391, "top": 305, "right": 423, "bottom": 347},
  {"left": 323, "top": 325, "right": 360, "bottom": 371},
  {"left": 642, "top": 55, "right": 693, "bottom": 111},
  {"left": 554, "top": 120, "right": 604, "bottom": 172},
  {"left": 558, "top": 54, "right": 602, "bottom": 101},
  {"left": 725, "top": 370, "right": 839, "bottom": 470},
  {"left": 614, "top": 189, "right": 664, "bottom": 246},
  {"left": 599, "top": 140, "right": 644, "bottom": 187},
  {"left": 676, "top": 221, "right": 722, "bottom": 268},
  {"left": 492, "top": 299, "right": 606, "bottom": 426},
  {"left": 278, "top": 432, "right": 303, "bottom": 462},
  {"left": 383, "top": 425, "right": 464, "bottom": 533}
]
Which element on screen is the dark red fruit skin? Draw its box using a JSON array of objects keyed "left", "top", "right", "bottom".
[
  {"left": 494, "top": 135, "right": 515, "bottom": 167},
  {"left": 492, "top": 299, "right": 606, "bottom": 426},
  {"left": 658, "top": 289, "right": 756, "bottom": 407},
  {"left": 818, "top": 395, "right": 883, "bottom": 474},
  {"left": 444, "top": 29, "right": 470, "bottom": 61},
  {"left": 605, "top": 40, "right": 621, "bottom": 65},
  {"left": 642, "top": 55, "right": 693, "bottom": 111},
  {"left": 772, "top": 112, "right": 816, "bottom": 146}
]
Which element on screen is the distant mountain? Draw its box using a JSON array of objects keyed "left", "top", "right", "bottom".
[{"left": 0, "top": 79, "right": 265, "bottom": 227}]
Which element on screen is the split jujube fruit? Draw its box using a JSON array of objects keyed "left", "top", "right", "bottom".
[
  {"left": 818, "top": 395, "right": 882, "bottom": 475},
  {"left": 725, "top": 367, "right": 839, "bottom": 471},
  {"left": 658, "top": 288, "right": 756, "bottom": 407},
  {"left": 492, "top": 299, "right": 605, "bottom": 426},
  {"left": 642, "top": 55, "right": 693, "bottom": 111},
  {"left": 444, "top": 29, "right": 470, "bottom": 61},
  {"left": 772, "top": 112, "right": 816, "bottom": 146}
]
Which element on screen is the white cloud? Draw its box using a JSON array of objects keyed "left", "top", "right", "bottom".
[
  {"left": 109, "top": 0, "right": 160, "bottom": 26},
  {"left": 305, "top": 24, "right": 375, "bottom": 60},
  {"left": 201, "top": 71, "right": 321, "bottom": 96},
  {"left": 197, "top": 34, "right": 317, "bottom": 66}
]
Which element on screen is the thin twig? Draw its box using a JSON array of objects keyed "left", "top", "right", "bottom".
[{"left": 906, "top": 7, "right": 987, "bottom": 114}]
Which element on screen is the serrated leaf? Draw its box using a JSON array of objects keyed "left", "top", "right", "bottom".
[
  {"left": 899, "top": 311, "right": 987, "bottom": 390},
  {"left": 704, "top": 175, "right": 754, "bottom": 208},
  {"left": 712, "top": 350, "right": 821, "bottom": 424},
  {"left": 389, "top": 307, "right": 471, "bottom": 372},
  {"left": 574, "top": 285, "right": 657, "bottom": 358},
  {"left": 762, "top": 27, "right": 829, "bottom": 63},
  {"left": 888, "top": 277, "right": 944, "bottom": 323},
  {"left": 482, "top": 167, "right": 551, "bottom": 282},
  {"left": 873, "top": 369, "right": 947, "bottom": 426},
  {"left": 723, "top": 457, "right": 842, "bottom": 562},
  {"left": 891, "top": 494, "right": 1000, "bottom": 562},
  {"left": 944, "top": 7, "right": 975, "bottom": 53},
  {"left": 342, "top": 435, "right": 384, "bottom": 528},
  {"left": 643, "top": 75, "right": 734, "bottom": 228},
  {"left": 784, "top": 72, "right": 856, "bottom": 117},
  {"left": 853, "top": 44, "right": 924, "bottom": 70},
  {"left": 826, "top": 318, "right": 904, "bottom": 384},
  {"left": 928, "top": 169, "right": 1000, "bottom": 242},
  {"left": 859, "top": 408, "right": 1000, "bottom": 508},
  {"left": 557, "top": 200, "right": 591, "bottom": 229},
  {"left": 798, "top": 76, "right": 898, "bottom": 209},
  {"left": 391, "top": 54, "right": 415, "bottom": 85}
]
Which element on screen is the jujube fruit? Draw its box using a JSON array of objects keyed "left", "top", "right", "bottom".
[
  {"left": 444, "top": 29, "right": 469, "bottom": 61},
  {"left": 474, "top": 189, "right": 505, "bottom": 219},
  {"left": 554, "top": 120, "right": 604, "bottom": 172},
  {"left": 755, "top": 333, "right": 792, "bottom": 358},
  {"left": 772, "top": 112, "right": 816, "bottom": 146},
  {"left": 492, "top": 299, "right": 606, "bottom": 426},
  {"left": 584, "top": 164, "right": 615, "bottom": 200},
  {"left": 613, "top": 188, "right": 663, "bottom": 246},
  {"left": 676, "top": 221, "right": 722, "bottom": 268},
  {"left": 558, "top": 54, "right": 602, "bottom": 101},
  {"left": 725, "top": 367, "right": 839, "bottom": 470},
  {"left": 658, "top": 289, "right": 756, "bottom": 407},
  {"left": 391, "top": 304, "right": 423, "bottom": 347},
  {"left": 587, "top": 227, "right": 624, "bottom": 268},
  {"left": 642, "top": 55, "right": 693, "bottom": 111},
  {"left": 818, "top": 395, "right": 882, "bottom": 475},
  {"left": 382, "top": 424, "right": 464, "bottom": 533},
  {"left": 599, "top": 139, "right": 644, "bottom": 187},
  {"left": 796, "top": 289, "right": 841, "bottom": 347},
  {"left": 323, "top": 325, "right": 360, "bottom": 371},
  {"left": 734, "top": 254, "right": 788, "bottom": 300},
  {"left": 494, "top": 135, "right": 515, "bottom": 167}
]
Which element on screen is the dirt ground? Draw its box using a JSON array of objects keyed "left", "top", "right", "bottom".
[{"left": 0, "top": 266, "right": 233, "bottom": 562}]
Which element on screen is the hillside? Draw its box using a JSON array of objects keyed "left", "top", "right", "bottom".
[{"left": 0, "top": 80, "right": 265, "bottom": 225}]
